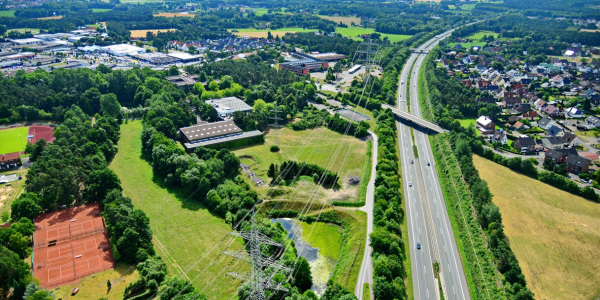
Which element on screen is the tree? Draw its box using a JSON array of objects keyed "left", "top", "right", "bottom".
[
  {"left": 25, "top": 139, "right": 46, "bottom": 162},
  {"left": 85, "top": 169, "right": 122, "bottom": 203},
  {"left": 0, "top": 246, "right": 30, "bottom": 299},
  {"left": 107, "top": 279, "right": 112, "bottom": 291},
  {"left": 11, "top": 193, "right": 41, "bottom": 220},
  {"left": 293, "top": 257, "right": 312, "bottom": 291},
  {"left": 100, "top": 93, "right": 122, "bottom": 119},
  {"left": 208, "top": 80, "right": 220, "bottom": 91},
  {"left": 26, "top": 290, "right": 54, "bottom": 300},
  {"left": 192, "top": 82, "right": 205, "bottom": 96},
  {"left": 168, "top": 65, "right": 179, "bottom": 76}
]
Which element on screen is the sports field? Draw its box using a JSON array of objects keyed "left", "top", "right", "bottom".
[
  {"left": 110, "top": 121, "right": 248, "bottom": 300},
  {"left": 0, "top": 127, "right": 28, "bottom": 154},
  {"left": 335, "top": 27, "right": 412, "bottom": 43},
  {"left": 129, "top": 29, "right": 177, "bottom": 38},
  {"left": 229, "top": 27, "right": 316, "bottom": 38},
  {"left": 318, "top": 15, "right": 361, "bottom": 26},
  {"left": 473, "top": 155, "right": 600, "bottom": 300}
]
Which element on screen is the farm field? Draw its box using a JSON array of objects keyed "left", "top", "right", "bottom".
[
  {"left": 335, "top": 27, "right": 412, "bottom": 43},
  {"left": 53, "top": 263, "right": 139, "bottom": 300},
  {"left": 0, "top": 126, "right": 28, "bottom": 154},
  {"left": 154, "top": 12, "right": 195, "bottom": 18},
  {"left": 92, "top": 8, "right": 112, "bottom": 12},
  {"left": 109, "top": 121, "right": 248, "bottom": 300},
  {"left": 6, "top": 28, "right": 40, "bottom": 35},
  {"left": 317, "top": 15, "right": 361, "bottom": 26},
  {"left": 0, "top": 10, "right": 15, "bottom": 17},
  {"left": 229, "top": 27, "right": 315, "bottom": 38},
  {"left": 473, "top": 155, "right": 600, "bottom": 300},
  {"left": 465, "top": 30, "right": 498, "bottom": 41},
  {"left": 129, "top": 29, "right": 177, "bottom": 38}
]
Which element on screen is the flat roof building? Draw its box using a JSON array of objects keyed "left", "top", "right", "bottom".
[
  {"left": 103, "top": 44, "right": 145, "bottom": 56},
  {"left": 10, "top": 38, "right": 42, "bottom": 46},
  {"left": 166, "top": 51, "right": 202, "bottom": 62},
  {"left": 279, "top": 52, "right": 330, "bottom": 75},
  {"left": 179, "top": 121, "right": 262, "bottom": 151},
  {"left": 205, "top": 97, "right": 253, "bottom": 118}
]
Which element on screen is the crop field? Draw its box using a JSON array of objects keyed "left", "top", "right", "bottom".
[
  {"left": 129, "top": 29, "right": 178, "bottom": 38},
  {"left": 335, "top": 27, "right": 412, "bottom": 43},
  {"left": 0, "top": 10, "right": 15, "bottom": 17},
  {"left": 229, "top": 27, "right": 315, "bottom": 38},
  {"left": 465, "top": 30, "right": 499, "bottom": 41},
  {"left": 473, "top": 155, "right": 600, "bottom": 300},
  {"left": 0, "top": 126, "right": 28, "bottom": 154},
  {"left": 110, "top": 121, "right": 248, "bottom": 300},
  {"left": 318, "top": 15, "right": 361, "bottom": 26},
  {"left": 154, "top": 12, "right": 195, "bottom": 18},
  {"left": 53, "top": 263, "right": 139, "bottom": 300}
]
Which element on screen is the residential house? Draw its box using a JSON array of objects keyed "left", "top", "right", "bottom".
[
  {"left": 565, "top": 155, "right": 590, "bottom": 174},
  {"left": 508, "top": 115, "right": 522, "bottom": 123},
  {"left": 490, "top": 130, "right": 508, "bottom": 145},
  {"left": 534, "top": 99, "right": 547, "bottom": 110},
  {"left": 513, "top": 137, "right": 537, "bottom": 153},
  {"left": 476, "top": 116, "right": 495, "bottom": 134},
  {"left": 522, "top": 110, "right": 538, "bottom": 120},
  {"left": 542, "top": 136, "right": 566, "bottom": 150},
  {"left": 512, "top": 121, "right": 529, "bottom": 131},
  {"left": 542, "top": 105, "right": 561, "bottom": 117},
  {"left": 546, "top": 123, "right": 563, "bottom": 136},
  {"left": 538, "top": 117, "right": 554, "bottom": 130},
  {"left": 565, "top": 106, "right": 584, "bottom": 118},
  {"left": 0, "top": 152, "right": 20, "bottom": 169},
  {"left": 544, "top": 148, "right": 578, "bottom": 164},
  {"left": 502, "top": 97, "right": 521, "bottom": 108},
  {"left": 559, "top": 131, "right": 577, "bottom": 145},
  {"left": 585, "top": 115, "right": 600, "bottom": 128}
]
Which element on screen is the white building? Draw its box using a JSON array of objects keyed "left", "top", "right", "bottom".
[
  {"left": 103, "top": 44, "right": 145, "bottom": 56},
  {"left": 565, "top": 107, "right": 584, "bottom": 118},
  {"left": 205, "top": 97, "right": 253, "bottom": 118}
]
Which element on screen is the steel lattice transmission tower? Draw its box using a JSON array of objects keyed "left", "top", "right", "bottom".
[
  {"left": 224, "top": 210, "right": 292, "bottom": 300},
  {"left": 268, "top": 105, "right": 284, "bottom": 147}
]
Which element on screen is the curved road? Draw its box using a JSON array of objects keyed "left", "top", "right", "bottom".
[{"left": 355, "top": 130, "right": 378, "bottom": 300}]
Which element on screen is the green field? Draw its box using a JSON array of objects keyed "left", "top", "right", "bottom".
[
  {"left": 474, "top": 155, "right": 600, "bottom": 300},
  {"left": 92, "top": 8, "right": 113, "bottom": 12},
  {"left": 54, "top": 263, "right": 139, "bottom": 300},
  {"left": 465, "top": 30, "right": 499, "bottom": 41},
  {"left": 6, "top": 28, "right": 40, "bottom": 35},
  {"left": 229, "top": 27, "right": 316, "bottom": 38},
  {"left": 0, "top": 127, "right": 28, "bottom": 154},
  {"left": 298, "top": 221, "right": 343, "bottom": 260},
  {"left": 110, "top": 121, "right": 248, "bottom": 300},
  {"left": 448, "top": 41, "right": 487, "bottom": 48},
  {"left": 335, "top": 27, "right": 412, "bottom": 43},
  {"left": 0, "top": 10, "right": 15, "bottom": 17}
]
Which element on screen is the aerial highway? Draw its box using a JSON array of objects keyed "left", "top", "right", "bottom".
[{"left": 398, "top": 29, "right": 471, "bottom": 300}]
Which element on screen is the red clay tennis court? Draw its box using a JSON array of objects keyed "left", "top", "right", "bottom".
[{"left": 33, "top": 203, "right": 114, "bottom": 288}]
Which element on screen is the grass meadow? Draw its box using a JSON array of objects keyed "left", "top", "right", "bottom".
[
  {"left": 109, "top": 121, "right": 248, "bottom": 300},
  {"left": 53, "top": 263, "right": 139, "bottom": 300},
  {"left": 0, "top": 126, "right": 28, "bottom": 154},
  {"left": 335, "top": 27, "right": 412, "bottom": 43},
  {"left": 229, "top": 27, "right": 315, "bottom": 38},
  {"left": 465, "top": 30, "right": 498, "bottom": 41},
  {"left": 92, "top": 8, "right": 113, "bottom": 12},
  {"left": 473, "top": 155, "right": 600, "bottom": 300},
  {"left": 129, "top": 29, "right": 177, "bottom": 38},
  {"left": 298, "top": 221, "right": 343, "bottom": 260},
  {"left": 0, "top": 10, "right": 15, "bottom": 17}
]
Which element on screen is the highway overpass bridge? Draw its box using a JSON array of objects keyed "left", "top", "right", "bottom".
[{"left": 381, "top": 104, "right": 448, "bottom": 134}]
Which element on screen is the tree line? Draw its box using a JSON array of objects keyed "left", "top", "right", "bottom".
[{"left": 268, "top": 160, "right": 339, "bottom": 188}]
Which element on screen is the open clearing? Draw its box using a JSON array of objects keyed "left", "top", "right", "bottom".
[
  {"left": 335, "top": 27, "right": 412, "bottom": 43},
  {"left": 229, "top": 27, "right": 315, "bottom": 38},
  {"left": 233, "top": 127, "right": 367, "bottom": 203},
  {"left": 0, "top": 10, "right": 15, "bottom": 17},
  {"left": 473, "top": 155, "right": 600, "bottom": 300},
  {"left": 53, "top": 263, "right": 139, "bottom": 300},
  {"left": 92, "top": 8, "right": 112, "bottom": 13},
  {"left": 299, "top": 221, "right": 343, "bottom": 260},
  {"left": 129, "top": 29, "right": 177, "bottom": 38},
  {"left": 110, "top": 121, "right": 248, "bottom": 300},
  {"left": 0, "top": 168, "right": 27, "bottom": 220},
  {"left": 0, "top": 126, "right": 28, "bottom": 154},
  {"left": 154, "top": 12, "right": 195, "bottom": 18},
  {"left": 317, "top": 15, "right": 361, "bottom": 26},
  {"left": 465, "top": 30, "right": 498, "bottom": 41},
  {"left": 6, "top": 28, "right": 40, "bottom": 35},
  {"left": 36, "top": 15, "right": 63, "bottom": 20}
]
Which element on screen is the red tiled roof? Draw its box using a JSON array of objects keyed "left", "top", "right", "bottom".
[{"left": 0, "top": 152, "right": 19, "bottom": 162}]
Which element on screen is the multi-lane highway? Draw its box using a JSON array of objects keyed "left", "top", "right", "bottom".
[{"left": 398, "top": 30, "right": 471, "bottom": 300}]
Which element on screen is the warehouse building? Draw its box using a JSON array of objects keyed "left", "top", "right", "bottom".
[
  {"left": 179, "top": 121, "right": 263, "bottom": 151},
  {"left": 278, "top": 52, "right": 330, "bottom": 75}
]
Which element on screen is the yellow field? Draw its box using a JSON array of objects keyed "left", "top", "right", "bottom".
[
  {"left": 318, "top": 15, "right": 361, "bottom": 26},
  {"left": 473, "top": 155, "right": 600, "bottom": 300},
  {"left": 129, "top": 29, "right": 177, "bottom": 38},
  {"left": 231, "top": 31, "right": 300, "bottom": 38},
  {"left": 153, "top": 12, "right": 195, "bottom": 18},
  {"left": 581, "top": 29, "right": 600, "bottom": 33},
  {"left": 36, "top": 15, "right": 63, "bottom": 20}
]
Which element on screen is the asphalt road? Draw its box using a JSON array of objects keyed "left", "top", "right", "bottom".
[
  {"left": 355, "top": 130, "right": 378, "bottom": 300},
  {"left": 398, "top": 30, "right": 471, "bottom": 300}
]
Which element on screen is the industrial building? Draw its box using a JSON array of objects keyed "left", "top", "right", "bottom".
[
  {"left": 278, "top": 52, "right": 331, "bottom": 75},
  {"left": 179, "top": 121, "right": 263, "bottom": 151},
  {"left": 205, "top": 97, "right": 253, "bottom": 118}
]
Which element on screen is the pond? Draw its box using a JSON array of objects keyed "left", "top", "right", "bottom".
[{"left": 271, "top": 218, "right": 341, "bottom": 297}]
